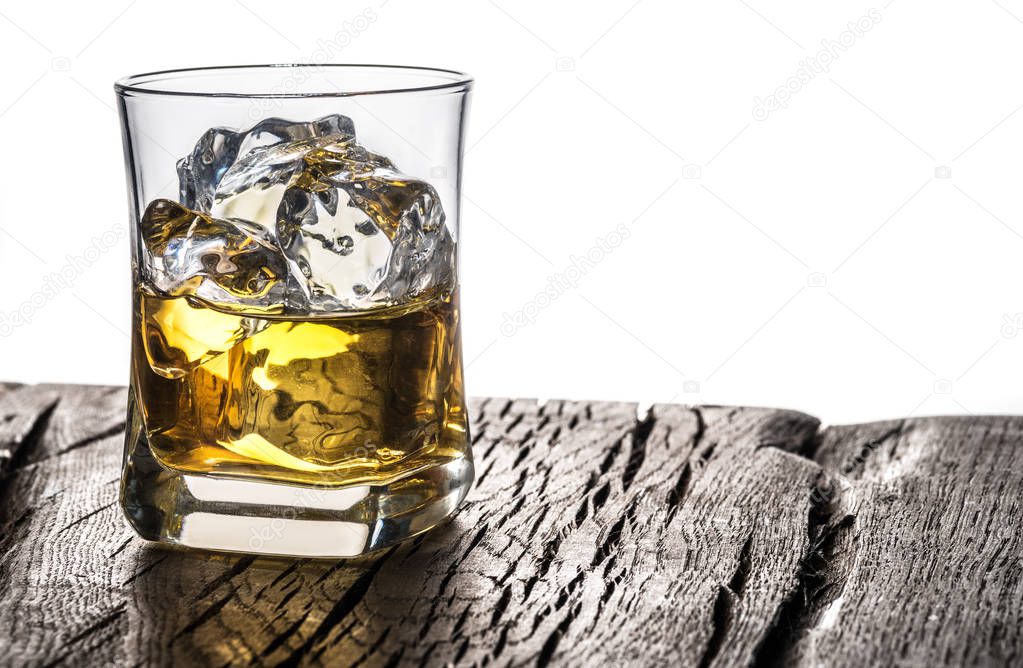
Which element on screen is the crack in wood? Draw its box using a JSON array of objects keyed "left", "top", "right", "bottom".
[
  {"left": 728, "top": 532, "right": 755, "bottom": 598},
  {"left": 536, "top": 600, "right": 582, "bottom": 667},
  {"left": 279, "top": 549, "right": 393, "bottom": 663},
  {"left": 621, "top": 409, "right": 655, "bottom": 492},
  {"left": 2, "top": 388, "right": 1019, "bottom": 667},
  {"left": 107, "top": 536, "right": 133, "bottom": 559},
  {"left": 573, "top": 487, "right": 590, "bottom": 527},
  {"left": 259, "top": 612, "right": 312, "bottom": 660},
  {"left": 3, "top": 397, "right": 59, "bottom": 474},
  {"left": 59, "top": 604, "right": 127, "bottom": 650},
  {"left": 42, "top": 604, "right": 127, "bottom": 668},
  {"left": 121, "top": 554, "right": 169, "bottom": 586},
  {"left": 598, "top": 439, "right": 622, "bottom": 476},
  {"left": 55, "top": 500, "right": 116, "bottom": 535},
  {"left": 192, "top": 555, "right": 257, "bottom": 601},
  {"left": 748, "top": 471, "right": 854, "bottom": 667},
  {"left": 699, "top": 585, "right": 738, "bottom": 668},
  {"left": 173, "top": 588, "right": 239, "bottom": 640},
  {"left": 695, "top": 531, "right": 757, "bottom": 667},
  {"left": 259, "top": 557, "right": 308, "bottom": 597},
  {"left": 490, "top": 584, "right": 513, "bottom": 627},
  {"left": 689, "top": 406, "right": 706, "bottom": 449},
  {"left": 590, "top": 500, "right": 636, "bottom": 570},
  {"left": 664, "top": 461, "right": 692, "bottom": 524},
  {"left": 49, "top": 421, "right": 127, "bottom": 460}
]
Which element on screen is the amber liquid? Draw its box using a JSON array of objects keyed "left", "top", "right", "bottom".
[{"left": 131, "top": 288, "right": 469, "bottom": 486}]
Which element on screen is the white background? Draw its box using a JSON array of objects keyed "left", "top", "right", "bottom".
[{"left": 1, "top": 0, "right": 1021, "bottom": 424}]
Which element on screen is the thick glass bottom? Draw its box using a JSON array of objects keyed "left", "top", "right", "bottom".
[{"left": 119, "top": 397, "right": 474, "bottom": 558}]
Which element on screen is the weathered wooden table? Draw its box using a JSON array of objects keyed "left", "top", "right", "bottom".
[{"left": 0, "top": 383, "right": 1020, "bottom": 666}]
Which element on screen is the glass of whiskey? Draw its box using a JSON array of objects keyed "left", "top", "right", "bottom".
[{"left": 115, "top": 65, "right": 474, "bottom": 557}]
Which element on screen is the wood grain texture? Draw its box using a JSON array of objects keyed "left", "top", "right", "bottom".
[
  {"left": 0, "top": 383, "right": 1020, "bottom": 667},
  {"left": 772, "top": 417, "right": 1023, "bottom": 667},
  {"left": 0, "top": 383, "right": 59, "bottom": 474},
  {"left": 122, "top": 400, "right": 821, "bottom": 666},
  {"left": 0, "top": 384, "right": 129, "bottom": 667}
]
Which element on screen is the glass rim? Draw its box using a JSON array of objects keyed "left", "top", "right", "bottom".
[{"left": 115, "top": 63, "right": 474, "bottom": 99}]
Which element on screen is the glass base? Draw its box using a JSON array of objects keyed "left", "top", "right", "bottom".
[{"left": 119, "top": 413, "right": 474, "bottom": 558}]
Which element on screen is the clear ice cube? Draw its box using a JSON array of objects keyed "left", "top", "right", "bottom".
[
  {"left": 177, "top": 115, "right": 355, "bottom": 212},
  {"left": 141, "top": 114, "right": 454, "bottom": 313},
  {"left": 141, "top": 199, "right": 289, "bottom": 311}
]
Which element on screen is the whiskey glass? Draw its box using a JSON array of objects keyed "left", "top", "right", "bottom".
[{"left": 116, "top": 65, "right": 474, "bottom": 557}]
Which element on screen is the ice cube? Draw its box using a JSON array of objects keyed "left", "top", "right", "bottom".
[
  {"left": 141, "top": 199, "right": 290, "bottom": 312},
  {"left": 177, "top": 115, "right": 355, "bottom": 212},
  {"left": 142, "top": 114, "right": 455, "bottom": 313},
  {"left": 268, "top": 140, "right": 453, "bottom": 309}
]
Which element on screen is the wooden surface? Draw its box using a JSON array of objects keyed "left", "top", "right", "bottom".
[{"left": 0, "top": 383, "right": 1019, "bottom": 667}]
